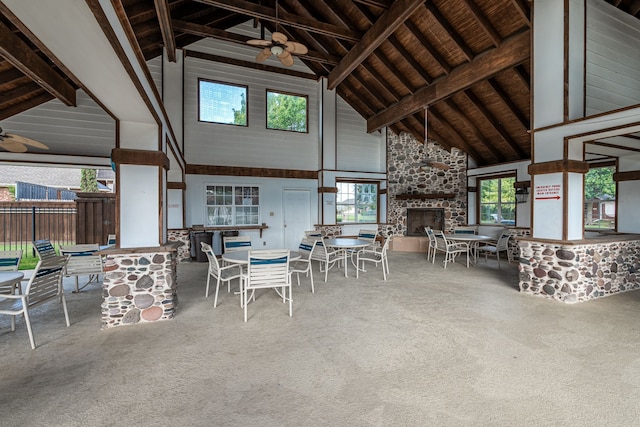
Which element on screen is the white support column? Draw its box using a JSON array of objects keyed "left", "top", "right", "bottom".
[
  {"left": 162, "top": 49, "right": 184, "bottom": 148},
  {"left": 114, "top": 121, "right": 167, "bottom": 248},
  {"left": 320, "top": 77, "right": 337, "bottom": 225},
  {"left": 530, "top": 0, "right": 587, "bottom": 240}
]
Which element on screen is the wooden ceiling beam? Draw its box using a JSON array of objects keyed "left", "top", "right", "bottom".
[
  {"left": 361, "top": 62, "right": 401, "bottom": 102},
  {"left": 514, "top": 64, "right": 530, "bottom": 89},
  {"left": 630, "top": 1, "right": 640, "bottom": 15},
  {"left": 172, "top": 20, "right": 339, "bottom": 65},
  {"left": 425, "top": 2, "right": 474, "bottom": 63},
  {"left": 443, "top": 98, "right": 505, "bottom": 163},
  {"left": 351, "top": 0, "right": 391, "bottom": 9},
  {"left": 326, "top": 0, "right": 425, "bottom": 90},
  {"left": 154, "top": 0, "right": 177, "bottom": 62},
  {"left": 373, "top": 51, "right": 417, "bottom": 93},
  {"left": 193, "top": 0, "right": 362, "bottom": 42},
  {"left": 487, "top": 77, "right": 529, "bottom": 130},
  {"left": 429, "top": 107, "right": 483, "bottom": 162},
  {"left": 0, "top": 91, "right": 53, "bottom": 121},
  {"left": 463, "top": 89, "right": 528, "bottom": 158},
  {"left": 367, "top": 30, "right": 530, "bottom": 132},
  {"left": 0, "top": 81, "right": 43, "bottom": 107},
  {"left": 0, "top": 21, "right": 76, "bottom": 106},
  {"left": 404, "top": 19, "right": 451, "bottom": 75},
  {"left": 459, "top": 0, "right": 501, "bottom": 47},
  {"left": 387, "top": 35, "right": 433, "bottom": 84},
  {"left": 183, "top": 49, "right": 318, "bottom": 80},
  {"left": 510, "top": 0, "right": 531, "bottom": 27}
]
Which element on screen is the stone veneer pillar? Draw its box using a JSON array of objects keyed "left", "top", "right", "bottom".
[
  {"left": 518, "top": 236, "right": 640, "bottom": 303},
  {"left": 101, "top": 247, "right": 178, "bottom": 328}
]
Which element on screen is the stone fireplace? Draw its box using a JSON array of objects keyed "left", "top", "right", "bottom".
[{"left": 406, "top": 208, "right": 444, "bottom": 236}]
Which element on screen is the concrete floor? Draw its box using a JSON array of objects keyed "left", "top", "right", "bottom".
[{"left": 1, "top": 251, "right": 640, "bottom": 426}]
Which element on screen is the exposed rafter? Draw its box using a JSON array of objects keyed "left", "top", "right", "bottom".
[
  {"left": 193, "top": 0, "right": 362, "bottom": 42},
  {"left": 326, "top": 0, "right": 424, "bottom": 89},
  {"left": 0, "top": 20, "right": 76, "bottom": 107},
  {"left": 367, "top": 30, "right": 530, "bottom": 133},
  {"left": 154, "top": 0, "right": 176, "bottom": 62}
]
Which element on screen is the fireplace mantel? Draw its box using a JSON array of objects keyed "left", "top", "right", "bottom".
[{"left": 396, "top": 193, "right": 455, "bottom": 200}]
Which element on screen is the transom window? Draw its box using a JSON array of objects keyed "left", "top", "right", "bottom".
[
  {"left": 336, "top": 181, "right": 378, "bottom": 224},
  {"left": 198, "top": 79, "right": 247, "bottom": 126},
  {"left": 478, "top": 175, "right": 516, "bottom": 225},
  {"left": 266, "top": 90, "right": 308, "bottom": 132},
  {"left": 205, "top": 185, "right": 260, "bottom": 226}
]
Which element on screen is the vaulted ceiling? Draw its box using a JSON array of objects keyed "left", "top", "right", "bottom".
[{"left": 1, "top": 0, "right": 639, "bottom": 166}]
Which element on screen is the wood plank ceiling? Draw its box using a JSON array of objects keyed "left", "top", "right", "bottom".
[{"left": 0, "top": 0, "right": 639, "bottom": 166}]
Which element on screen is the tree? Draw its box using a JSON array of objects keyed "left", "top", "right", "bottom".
[
  {"left": 267, "top": 92, "right": 307, "bottom": 131},
  {"left": 584, "top": 166, "right": 615, "bottom": 200},
  {"left": 81, "top": 169, "right": 99, "bottom": 192},
  {"left": 232, "top": 93, "right": 246, "bottom": 125}
]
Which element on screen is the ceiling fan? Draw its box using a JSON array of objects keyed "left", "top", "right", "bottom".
[
  {"left": 0, "top": 127, "right": 49, "bottom": 153},
  {"left": 246, "top": 0, "right": 308, "bottom": 66},
  {"left": 416, "top": 158, "right": 450, "bottom": 171}
]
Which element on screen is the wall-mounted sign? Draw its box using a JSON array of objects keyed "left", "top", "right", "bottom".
[{"left": 535, "top": 184, "right": 561, "bottom": 200}]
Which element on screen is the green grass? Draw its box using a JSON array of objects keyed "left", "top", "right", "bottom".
[{"left": 1, "top": 242, "right": 68, "bottom": 270}]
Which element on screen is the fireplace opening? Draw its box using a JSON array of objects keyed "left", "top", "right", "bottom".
[{"left": 406, "top": 208, "right": 444, "bottom": 236}]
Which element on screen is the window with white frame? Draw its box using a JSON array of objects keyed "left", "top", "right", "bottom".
[
  {"left": 198, "top": 79, "right": 247, "bottom": 126},
  {"left": 336, "top": 181, "right": 378, "bottom": 224},
  {"left": 478, "top": 175, "right": 516, "bottom": 225},
  {"left": 205, "top": 185, "right": 260, "bottom": 226},
  {"left": 266, "top": 90, "right": 308, "bottom": 132}
]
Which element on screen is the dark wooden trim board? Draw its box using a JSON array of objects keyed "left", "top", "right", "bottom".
[
  {"left": 111, "top": 148, "right": 170, "bottom": 170},
  {"left": 186, "top": 164, "right": 317, "bottom": 179}
]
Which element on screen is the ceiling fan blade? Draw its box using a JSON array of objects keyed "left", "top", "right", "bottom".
[
  {"left": 5, "top": 133, "right": 49, "bottom": 150},
  {"left": 284, "top": 41, "right": 308, "bottom": 55},
  {"left": 0, "top": 140, "right": 28, "bottom": 153},
  {"left": 256, "top": 47, "right": 272, "bottom": 63},
  {"left": 271, "top": 31, "right": 288, "bottom": 44},
  {"left": 247, "top": 39, "right": 272, "bottom": 47},
  {"left": 278, "top": 49, "right": 294, "bottom": 66}
]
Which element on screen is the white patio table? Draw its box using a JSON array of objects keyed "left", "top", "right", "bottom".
[
  {"left": 445, "top": 234, "right": 493, "bottom": 264},
  {"left": 323, "top": 238, "right": 371, "bottom": 278}
]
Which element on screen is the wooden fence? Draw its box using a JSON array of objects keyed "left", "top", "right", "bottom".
[
  {"left": 0, "top": 193, "right": 116, "bottom": 255},
  {"left": 0, "top": 201, "right": 77, "bottom": 248}
]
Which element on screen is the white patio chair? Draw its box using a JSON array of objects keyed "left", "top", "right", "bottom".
[
  {"left": 358, "top": 229, "right": 378, "bottom": 248},
  {"left": 0, "top": 255, "right": 70, "bottom": 349},
  {"left": 59, "top": 244, "right": 103, "bottom": 293},
  {"left": 432, "top": 230, "right": 469, "bottom": 268},
  {"left": 222, "top": 235, "right": 252, "bottom": 252},
  {"left": 242, "top": 249, "right": 291, "bottom": 322},
  {"left": 453, "top": 226, "right": 477, "bottom": 235},
  {"left": 424, "top": 227, "right": 436, "bottom": 262},
  {"left": 304, "top": 230, "right": 323, "bottom": 238},
  {"left": 106, "top": 234, "right": 116, "bottom": 246},
  {"left": 478, "top": 230, "right": 513, "bottom": 267},
  {"left": 201, "top": 242, "right": 242, "bottom": 307},
  {"left": 0, "top": 250, "right": 23, "bottom": 295},
  {"left": 33, "top": 239, "right": 57, "bottom": 260},
  {"left": 356, "top": 236, "right": 390, "bottom": 280},
  {"left": 310, "top": 239, "right": 343, "bottom": 282},
  {"left": 290, "top": 237, "right": 317, "bottom": 293}
]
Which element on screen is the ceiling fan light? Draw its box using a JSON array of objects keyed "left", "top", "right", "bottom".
[{"left": 271, "top": 45, "right": 284, "bottom": 56}]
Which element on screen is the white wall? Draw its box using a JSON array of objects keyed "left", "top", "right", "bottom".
[
  {"left": 183, "top": 38, "right": 320, "bottom": 170},
  {"left": 185, "top": 174, "right": 318, "bottom": 249},
  {"left": 0, "top": 89, "right": 115, "bottom": 158},
  {"left": 336, "top": 97, "right": 385, "bottom": 173},
  {"left": 586, "top": 0, "right": 640, "bottom": 115}
]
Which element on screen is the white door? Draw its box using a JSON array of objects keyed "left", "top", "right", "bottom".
[{"left": 283, "top": 189, "right": 311, "bottom": 250}]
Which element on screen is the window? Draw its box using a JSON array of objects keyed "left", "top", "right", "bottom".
[
  {"left": 205, "top": 185, "right": 260, "bottom": 226},
  {"left": 198, "top": 79, "right": 247, "bottom": 126},
  {"left": 584, "top": 164, "right": 616, "bottom": 230},
  {"left": 336, "top": 181, "right": 378, "bottom": 224},
  {"left": 479, "top": 175, "right": 515, "bottom": 225},
  {"left": 266, "top": 90, "right": 308, "bottom": 132}
]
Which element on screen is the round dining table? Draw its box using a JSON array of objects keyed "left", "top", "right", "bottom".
[
  {"left": 445, "top": 234, "right": 493, "bottom": 264},
  {"left": 0, "top": 271, "right": 25, "bottom": 294},
  {"left": 323, "top": 238, "right": 372, "bottom": 278}
]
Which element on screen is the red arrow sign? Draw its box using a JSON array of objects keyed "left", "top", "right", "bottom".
[{"left": 535, "top": 195, "right": 561, "bottom": 200}]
